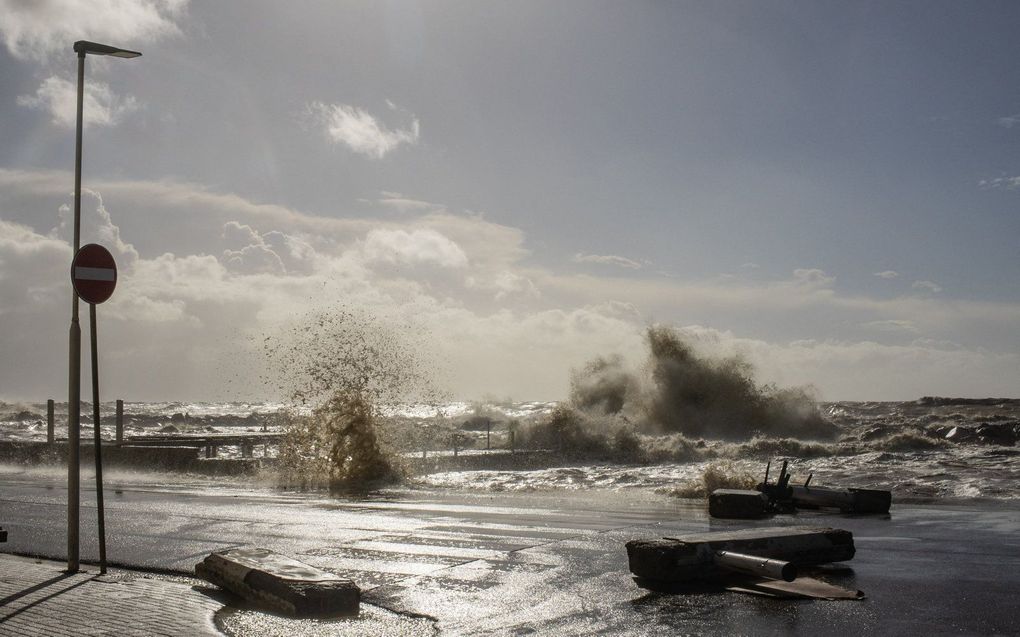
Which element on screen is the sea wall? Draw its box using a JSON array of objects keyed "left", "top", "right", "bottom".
[{"left": 0, "top": 441, "right": 266, "bottom": 475}]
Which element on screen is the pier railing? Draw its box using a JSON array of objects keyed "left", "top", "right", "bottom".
[{"left": 39, "top": 398, "right": 285, "bottom": 460}]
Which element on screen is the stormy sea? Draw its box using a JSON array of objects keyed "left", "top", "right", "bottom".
[
  {"left": 3, "top": 324, "right": 1017, "bottom": 505},
  {"left": 2, "top": 396, "right": 1017, "bottom": 503}
]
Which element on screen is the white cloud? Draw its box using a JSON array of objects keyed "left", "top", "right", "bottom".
[
  {"left": 362, "top": 228, "right": 468, "bottom": 269},
  {"left": 50, "top": 189, "right": 139, "bottom": 267},
  {"left": 362, "top": 191, "right": 443, "bottom": 214},
  {"left": 912, "top": 280, "right": 942, "bottom": 294},
  {"left": 222, "top": 240, "right": 285, "bottom": 276},
  {"left": 0, "top": 0, "right": 186, "bottom": 61},
  {"left": 0, "top": 219, "right": 70, "bottom": 312},
  {"left": 18, "top": 75, "right": 139, "bottom": 129},
  {"left": 859, "top": 319, "right": 917, "bottom": 333},
  {"left": 789, "top": 268, "right": 835, "bottom": 289},
  {"left": 998, "top": 113, "right": 1020, "bottom": 129},
  {"left": 874, "top": 270, "right": 899, "bottom": 279},
  {"left": 467, "top": 270, "right": 540, "bottom": 301},
  {"left": 305, "top": 101, "right": 420, "bottom": 159},
  {"left": 2, "top": 169, "right": 1020, "bottom": 401},
  {"left": 979, "top": 176, "right": 1020, "bottom": 190},
  {"left": 572, "top": 252, "right": 642, "bottom": 269},
  {"left": 220, "top": 221, "right": 318, "bottom": 276}
]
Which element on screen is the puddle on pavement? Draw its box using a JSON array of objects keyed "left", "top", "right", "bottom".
[{"left": 216, "top": 602, "right": 438, "bottom": 637}]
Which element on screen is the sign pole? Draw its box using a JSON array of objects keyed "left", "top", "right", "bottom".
[
  {"left": 72, "top": 243, "right": 118, "bottom": 574},
  {"left": 89, "top": 303, "right": 107, "bottom": 573}
]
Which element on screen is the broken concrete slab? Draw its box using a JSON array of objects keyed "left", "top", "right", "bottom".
[
  {"left": 789, "top": 485, "right": 892, "bottom": 514},
  {"left": 196, "top": 547, "right": 359, "bottom": 617},
  {"left": 626, "top": 526, "right": 855, "bottom": 583}
]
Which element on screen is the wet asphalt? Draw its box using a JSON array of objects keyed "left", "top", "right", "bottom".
[{"left": 1, "top": 471, "right": 1019, "bottom": 635}]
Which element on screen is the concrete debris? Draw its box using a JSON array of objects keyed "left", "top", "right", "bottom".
[
  {"left": 196, "top": 547, "right": 359, "bottom": 617},
  {"left": 710, "top": 459, "right": 891, "bottom": 519}
]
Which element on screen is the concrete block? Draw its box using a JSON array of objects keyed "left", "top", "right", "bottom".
[
  {"left": 196, "top": 547, "right": 359, "bottom": 617},
  {"left": 709, "top": 489, "right": 769, "bottom": 519}
]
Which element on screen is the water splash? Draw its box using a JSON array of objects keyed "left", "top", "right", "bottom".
[
  {"left": 263, "top": 307, "right": 442, "bottom": 492},
  {"left": 661, "top": 461, "right": 758, "bottom": 499},
  {"left": 568, "top": 325, "right": 835, "bottom": 440}
]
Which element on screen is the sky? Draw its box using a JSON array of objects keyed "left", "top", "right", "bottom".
[{"left": 1, "top": 0, "right": 1018, "bottom": 403}]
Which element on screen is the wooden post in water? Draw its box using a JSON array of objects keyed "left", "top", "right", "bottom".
[
  {"left": 47, "top": 399, "right": 55, "bottom": 443},
  {"left": 486, "top": 420, "right": 491, "bottom": 450},
  {"left": 115, "top": 399, "right": 123, "bottom": 444}
]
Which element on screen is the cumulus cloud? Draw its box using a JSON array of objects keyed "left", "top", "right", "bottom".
[
  {"left": 874, "top": 270, "right": 899, "bottom": 279},
  {"left": 0, "top": 219, "right": 71, "bottom": 311},
  {"left": 50, "top": 189, "right": 139, "bottom": 267},
  {"left": 220, "top": 221, "right": 318, "bottom": 276},
  {"left": 912, "top": 280, "right": 942, "bottom": 294},
  {"left": 3, "top": 169, "right": 1020, "bottom": 401},
  {"left": 362, "top": 228, "right": 468, "bottom": 269},
  {"left": 0, "top": 0, "right": 186, "bottom": 61},
  {"left": 5, "top": 1, "right": 186, "bottom": 129},
  {"left": 18, "top": 76, "right": 140, "bottom": 128},
  {"left": 789, "top": 268, "right": 835, "bottom": 289},
  {"left": 222, "top": 224, "right": 286, "bottom": 275},
  {"left": 572, "top": 252, "right": 642, "bottom": 269},
  {"left": 467, "top": 270, "right": 540, "bottom": 301},
  {"left": 305, "top": 101, "right": 420, "bottom": 158}
]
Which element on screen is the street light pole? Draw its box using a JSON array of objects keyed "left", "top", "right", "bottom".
[
  {"left": 67, "top": 47, "right": 84, "bottom": 574},
  {"left": 67, "top": 40, "right": 140, "bottom": 574}
]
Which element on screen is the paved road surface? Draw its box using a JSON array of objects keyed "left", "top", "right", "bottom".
[{"left": 2, "top": 468, "right": 1019, "bottom": 635}]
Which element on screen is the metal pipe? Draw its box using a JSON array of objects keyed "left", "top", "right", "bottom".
[{"left": 714, "top": 550, "right": 797, "bottom": 582}]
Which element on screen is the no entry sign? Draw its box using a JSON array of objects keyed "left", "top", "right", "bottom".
[{"left": 71, "top": 244, "right": 117, "bottom": 304}]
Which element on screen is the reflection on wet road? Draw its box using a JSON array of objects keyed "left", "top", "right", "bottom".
[{"left": 2, "top": 473, "right": 1019, "bottom": 635}]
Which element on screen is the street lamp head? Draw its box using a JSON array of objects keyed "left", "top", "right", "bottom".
[{"left": 73, "top": 40, "right": 142, "bottom": 58}]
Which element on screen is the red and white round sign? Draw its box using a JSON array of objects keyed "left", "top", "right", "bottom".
[{"left": 71, "top": 244, "right": 117, "bottom": 304}]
